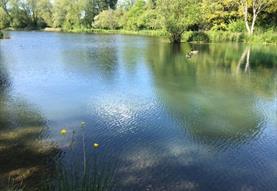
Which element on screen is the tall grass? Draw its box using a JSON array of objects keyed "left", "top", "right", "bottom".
[
  {"left": 43, "top": 122, "right": 119, "bottom": 191},
  {"left": 47, "top": 27, "right": 277, "bottom": 44},
  {"left": 244, "top": 30, "right": 277, "bottom": 44},
  {"left": 59, "top": 28, "right": 167, "bottom": 37},
  {"left": 183, "top": 31, "right": 277, "bottom": 44},
  {"left": 43, "top": 162, "right": 118, "bottom": 191}
]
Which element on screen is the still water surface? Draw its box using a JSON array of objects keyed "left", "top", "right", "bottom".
[{"left": 0, "top": 32, "right": 277, "bottom": 191}]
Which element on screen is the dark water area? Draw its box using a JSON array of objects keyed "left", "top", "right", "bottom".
[{"left": 0, "top": 31, "right": 276, "bottom": 191}]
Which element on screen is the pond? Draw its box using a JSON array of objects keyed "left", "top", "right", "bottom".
[{"left": 0, "top": 31, "right": 276, "bottom": 191}]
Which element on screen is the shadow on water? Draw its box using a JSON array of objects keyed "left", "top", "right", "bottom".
[{"left": 0, "top": 52, "right": 60, "bottom": 190}]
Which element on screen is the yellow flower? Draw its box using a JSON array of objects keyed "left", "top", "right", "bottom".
[
  {"left": 60, "top": 128, "right": 67, "bottom": 135},
  {"left": 93, "top": 143, "right": 100, "bottom": 149}
]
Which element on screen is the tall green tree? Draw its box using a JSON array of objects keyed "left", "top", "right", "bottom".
[
  {"left": 0, "top": 0, "right": 11, "bottom": 28},
  {"left": 94, "top": 9, "right": 123, "bottom": 29},
  {"left": 52, "top": 0, "right": 85, "bottom": 29},
  {"left": 0, "top": 8, "right": 9, "bottom": 29},
  {"left": 1, "top": 0, "right": 52, "bottom": 28},
  {"left": 157, "top": 0, "right": 202, "bottom": 43},
  {"left": 121, "top": 0, "right": 146, "bottom": 30},
  {"left": 202, "top": 0, "right": 240, "bottom": 31},
  {"left": 0, "top": 0, "right": 10, "bottom": 17},
  {"left": 82, "top": 0, "right": 96, "bottom": 27},
  {"left": 93, "top": 0, "right": 118, "bottom": 12},
  {"left": 52, "top": 0, "right": 118, "bottom": 29}
]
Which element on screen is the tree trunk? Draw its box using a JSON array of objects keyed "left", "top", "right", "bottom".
[
  {"left": 242, "top": 1, "right": 251, "bottom": 34},
  {"left": 0, "top": 0, "right": 11, "bottom": 19},
  {"left": 250, "top": 13, "right": 257, "bottom": 35},
  {"left": 241, "top": 0, "right": 264, "bottom": 35}
]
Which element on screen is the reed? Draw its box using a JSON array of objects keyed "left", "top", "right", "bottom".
[
  {"left": 43, "top": 122, "right": 119, "bottom": 191},
  {"left": 183, "top": 31, "right": 277, "bottom": 44}
]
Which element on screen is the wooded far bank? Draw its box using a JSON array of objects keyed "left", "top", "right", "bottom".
[{"left": 1, "top": 0, "right": 277, "bottom": 43}]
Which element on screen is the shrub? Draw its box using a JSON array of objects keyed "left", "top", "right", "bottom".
[
  {"left": 139, "top": 9, "right": 163, "bottom": 30},
  {"left": 93, "top": 9, "right": 123, "bottom": 30},
  {"left": 207, "top": 31, "right": 244, "bottom": 43},
  {"left": 121, "top": 0, "right": 146, "bottom": 30},
  {"left": 245, "top": 30, "right": 277, "bottom": 44},
  {"left": 157, "top": 0, "right": 202, "bottom": 43},
  {"left": 0, "top": 9, "right": 10, "bottom": 29},
  {"left": 210, "top": 23, "right": 228, "bottom": 31},
  {"left": 187, "top": 32, "right": 210, "bottom": 42},
  {"left": 227, "top": 20, "right": 245, "bottom": 32},
  {"left": 8, "top": 7, "right": 31, "bottom": 29}
]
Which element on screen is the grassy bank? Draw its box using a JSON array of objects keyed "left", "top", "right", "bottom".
[
  {"left": 5, "top": 27, "right": 277, "bottom": 44},
  {"left": 45, "top": 28, "right": 277, "bottom": 44},
  {"left": 183, "top": 31, "right": 277, "bottom": 44},
  {"left": 44, "top": 27, "right": 167, "bottom": 37},
  {"left": 0, "top": 31, "right": 3, "bottom": 39}
]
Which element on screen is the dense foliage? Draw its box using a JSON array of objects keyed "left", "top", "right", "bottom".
[
  {"left": 0, "top": 0, "right": 276, "bottom": 42},
  {"left": 157, "top": 0, "right": 202, "bottom": 43}
]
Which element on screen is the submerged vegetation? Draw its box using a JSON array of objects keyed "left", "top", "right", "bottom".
[{"left": 0, "top": 0, "right": 277, "bottom": 43}]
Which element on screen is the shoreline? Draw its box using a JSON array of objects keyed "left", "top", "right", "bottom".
[
  {"left": 43, "top": 27, "right": 168, "bottom": 37},
  {"left": 42, "top": 28, "right": 277, "bottom": 45},
  {"left": 2, "top": 28, "right": 277, "bottom": 45}
]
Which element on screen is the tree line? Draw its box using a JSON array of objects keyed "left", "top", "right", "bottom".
[{"left": 0, "top": 0, "right": 276, "bottom": 43}]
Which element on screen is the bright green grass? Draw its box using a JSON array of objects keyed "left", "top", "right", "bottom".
[
  {"left": 186, "top": 31, "right": 277, "bottom": 44},
  {"left": 54, "top": 27, "right": 277, "bottom": 44}
]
